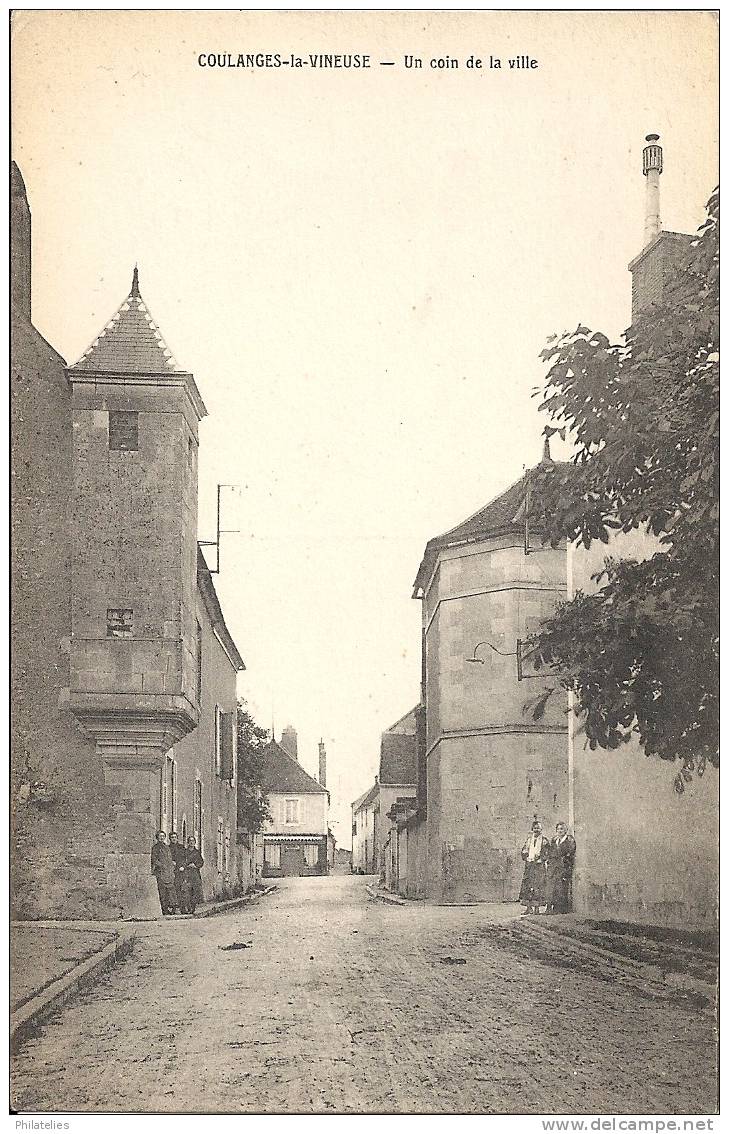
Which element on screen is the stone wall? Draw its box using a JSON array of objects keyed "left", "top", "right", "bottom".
[
  {"left": 170, "top": 587, "right": 239, "bottom": 899},
  {"left": 11, "top": 313, "right": 153, "bottom": 919},
  {"left": 629, "top": 231, "right": 692, "bottom": 321},
  {"left": 569, "top": 532, "right": 719, "bottom": 930},
  {"left": 422, "top": 534, "right": 570, "bottom": 903}
]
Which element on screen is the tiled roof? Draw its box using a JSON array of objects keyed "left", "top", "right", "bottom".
[
  {"left": 71, "top": 269, "right": 182, "bottom": 375},
  {"left": 196, "top": 547, "right": 245, "bottom": 673},
  {"left": 384, "top": 706, "right": 418, "bottom": 734},
  {"left": 412, "top": 443, "right": 560, "bottom": 595},
  {"left": 379, "top": 733, "right": 417, "bottom": 786},
  {"left": 352, "top": 781, "right": 379, "bottom": 813},
  {"left": 261, "top": 740, "right": 327, "bottom": 795}
]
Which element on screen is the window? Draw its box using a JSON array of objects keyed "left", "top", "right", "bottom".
[
  {"left": 107, "top": 608, "right": 133, "bottom": 638},
  {"left": 108, "top": 410, "right": 138, "bottom": 451},
  {"left": 196, "top": 621, "right": 203, "bottom": 702},
  {"left": 220, "top": 711, "right": 235, "bottom": 781},
  {"left": 304, "top": 844, "right": 319, "bottom": 868},
  {"left": 193, "top": 777, "right": 203, "bottom": 852},
  {"left": 224, "top": 825, "right": 231, "bottom": 879},
  {"left": 216, "top": 817, "right": 224, "bottom": 875},
  {"left": 214, "top": 705, "right": 222, "bottom": 776},
  {"left": 181, "top": 814, "right": 187, "bottom": 845},
  {"left": 264, "top": 843, "right": 280, "bottom": 868},
  {"left": 285, "top": 799, "right": 299, "bottom": 825},
  {"left": 160, "top": 766, "right": 168, "bottom": 832},
  {"left": 168, "top": 754, "right": 177, "bottom": 832},
  {"left": 159, "top": 755, "right": 177, "bottom": 835}
]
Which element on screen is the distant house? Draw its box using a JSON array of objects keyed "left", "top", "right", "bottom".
[
  {"left": 259, "top": 740, "right": 329, "bottom": 877},
  {"left": 351, "top": 782, "right": 378, "bottom": 874},
  {"left": 351, "top": 708, "right": 418, "bottom": 878}
]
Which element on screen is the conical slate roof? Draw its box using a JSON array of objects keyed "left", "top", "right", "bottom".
[{"left": 71, "top": 268, "right": 182, "bottom": 375}]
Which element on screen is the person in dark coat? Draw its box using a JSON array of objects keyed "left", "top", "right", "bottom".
[
  {"left": 518, "top": 819, "right": 549, "bottom": 914},
  {"left": 168, "top": 831, "right": 186, "bottom": 911},
  {"left": 180, "top": 836, "right": 204, "bottom": 914},
  {"left": 151, "top": 831, "right": 177, "bottom": 915},
  {"left": 545, "top": 822, "right": 577, "bottom": 913}
]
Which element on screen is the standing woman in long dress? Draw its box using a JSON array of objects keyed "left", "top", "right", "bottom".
[
  {"left": 545, "top": 822, "right": 577, "bottom": 913},
  {"left": 519, "top": 819, "right": 549, "bottom": 914},
  {"left": 181, "top": 836, "right": 205, "bottom": 914}
]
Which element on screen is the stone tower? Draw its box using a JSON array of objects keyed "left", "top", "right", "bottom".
[{"left": 65, "top": 270, "right": 207, "bottom": 908}]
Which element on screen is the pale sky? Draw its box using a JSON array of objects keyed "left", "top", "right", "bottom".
[{"left": 12, "top": 11, "right": 718, "bottom": 848}]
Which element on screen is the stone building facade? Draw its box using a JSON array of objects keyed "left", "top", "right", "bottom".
[
  {"left": 11, "top": 163, "right": 244, "bottom": 918},
  {"left": 407, "top": 135, "right": 718, "bottom": 927},
  {"left": 412, "top": 469, "right": 570, "bottom": 904},
  {"left": 351, "top": 782, "right": 378, "bottom": 874}
]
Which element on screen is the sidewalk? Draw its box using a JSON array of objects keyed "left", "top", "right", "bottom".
[
  {"left": 10, "top": 884, "right": 277, "bottom": 1050},
  {"left": 10, "top": 924, "right": 135, "bottom": 1050},
  {"left": 364, "top": 884, "right": 717, "bottom": 1010}
]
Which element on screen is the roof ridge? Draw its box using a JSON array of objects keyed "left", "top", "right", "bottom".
[
  {"left": 265, "top": 739, "right": 327, "bottom": 793},
  {"left": 384, "top": 705, "right": 419, "bottom": 733}
]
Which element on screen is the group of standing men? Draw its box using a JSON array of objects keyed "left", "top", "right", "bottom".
[
  {"left": 519, "top": 819, "right": 576, "bottom": 915},
  {"left": 151, "top": 831, "right": 205, "bottom": 916}
]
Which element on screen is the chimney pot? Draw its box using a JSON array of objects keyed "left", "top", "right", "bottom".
[{"left": 642, "top": 133, "right": 663, "bottom": 245}]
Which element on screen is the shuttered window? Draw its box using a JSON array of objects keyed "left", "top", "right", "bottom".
[
  {"left": 216, "top": 818, "right": 224, "bottom": 874},
  {"left": 220, "top": 711, "right": 235, "bottom": 781},
  {"left": 214, "top": 705, "right": 222, "bottom": 775},
  {"left": 193, "top": 778, "right": 203, "bottom": 852},
  {"left": 224, "top": 825, "right": 231, "bottom": 878},
  {"left": 196, "top": 621, "right": 203, "bottom": 702}
]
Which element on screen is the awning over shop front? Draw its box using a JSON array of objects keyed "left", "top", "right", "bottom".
[{"left": 262, "top": 834, "right": 326, "bottom": 842}]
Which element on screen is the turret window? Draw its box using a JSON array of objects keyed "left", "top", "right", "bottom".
[
  {"left": 107, "top": 608, "right": 133, "bottom": 637},
  {"left": 108, "top": 410, "right": 138, "bottom": 451}
]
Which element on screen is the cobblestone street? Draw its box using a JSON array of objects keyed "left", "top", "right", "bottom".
[{"left": 11, "top": 876, "right": 716, "bottom": 1114}]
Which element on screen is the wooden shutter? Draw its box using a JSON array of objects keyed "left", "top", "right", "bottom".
[{"left": 220, "top": 712, "right": 234, "bottom": 780}]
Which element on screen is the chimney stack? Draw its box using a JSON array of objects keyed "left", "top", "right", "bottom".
[
  {"left": 642, "top": 133, "right": 663, "bottom": 247},
  {"left": 318, "top": 739, "right": 327, "bottom": 788},
  {"left": 280, "top": 725, "right": 298, "bottom": 762}
]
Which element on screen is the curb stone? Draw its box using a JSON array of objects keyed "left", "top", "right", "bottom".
[
  {"left": 366, "top": 884, "right": 406, "bottom": 906},
  {"left": 10, "top": 932, "right": 136, "bottom": 1052},
  {"left": 515, "top": 920, "right": 716, "bottom": 1008},
  {"left": 197, "top": 884, "right": 278, "bottom": 918}
]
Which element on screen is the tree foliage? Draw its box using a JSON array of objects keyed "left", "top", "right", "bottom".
[
  {"left": 236, "top": 699, "right": 272, "bottom": 833},
  {"left": 527, "top": 190, "right": 718, "bottom": 789}
]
